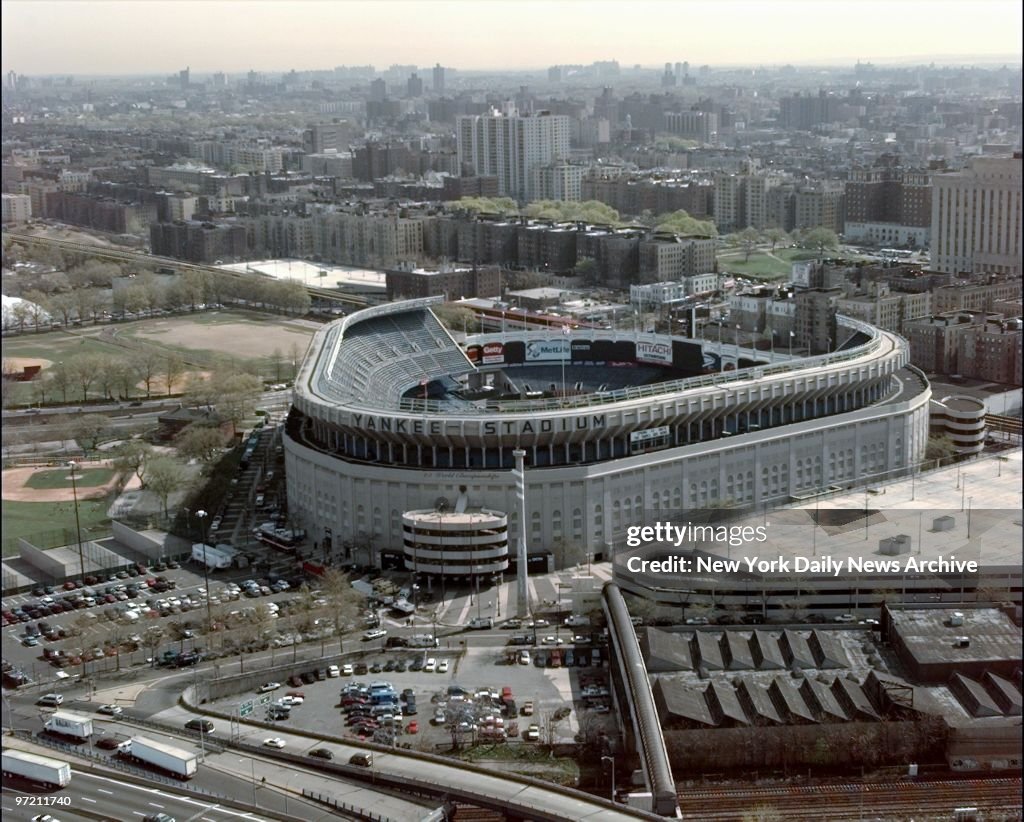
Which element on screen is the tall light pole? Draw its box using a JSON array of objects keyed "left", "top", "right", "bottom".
[
  {"left": 68, "top": 461, "right": 85, "bottom": 581},
  {"left": 239, "top": 757, "right": 256, "bottom": 806},
  {"left": 196, "top": 509, "right": 212, "bottom": 630},
  {"left": 602, "top": 755, "right": 616, "bottom": 803}
]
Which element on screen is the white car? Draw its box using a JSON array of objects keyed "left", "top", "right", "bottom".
[
  {"left": 263, "top": 737, "right": 286, "bottom": 749},
  {"left": 341, "top": 664, "right": 354, "bottom": 676},
  {"left": 97, "top": 704, "right": 123, "bottom": 716},
  {"left": 833, "top": 614, "right": 857, "bottom": 623},
  {"left": 277, "top": 696, "right": 304, "bottom": 706},
  {"left": 258, "top": 682, "right": 281, "bottom": 693},
  {"left": 437, "top": 660, "right": 449, "bottom": 674},
  {"left": 423, "top": 658, "right": 436, "bottom": 673},
  {"left": 362, "top": 629, "right": 387, "bottom": 641},
  {"left": 541, "top": 636, "right": 564, "bottom": 645},
  {"left": 327, "top": 665, "right": 340, "bottom": 677}
]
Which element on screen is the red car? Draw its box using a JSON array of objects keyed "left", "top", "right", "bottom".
[{"left": 407, "top": 721, "right": 418, "bottom": 734}]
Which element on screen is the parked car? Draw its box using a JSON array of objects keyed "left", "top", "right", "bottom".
[{"left": 308, "top": 748, "right": 333, "bottom": 760}]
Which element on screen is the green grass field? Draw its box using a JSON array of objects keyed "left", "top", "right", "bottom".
[
  {"left": 717, "top": 247, "right": 823, "bottom": 279},
  {"left": 23, "top": 467, "right": 115, "bottom": 490},
  {"left": 1, "top": 498, "right": 112, "bottom": 555}
]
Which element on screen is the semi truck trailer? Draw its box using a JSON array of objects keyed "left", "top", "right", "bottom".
[
  {"left": 2, "top": 749, "right": 72, "bottom": 788},
  {"left": 125, "top": 736, "right": 198, "bottom": 779}
]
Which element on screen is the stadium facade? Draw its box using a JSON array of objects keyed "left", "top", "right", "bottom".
[{"left": 284, "top": 297, "right": 930, "bottom": 572}]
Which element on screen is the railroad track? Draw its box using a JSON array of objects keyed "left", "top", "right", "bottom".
[
  {"left": 678, "top": 776, "right": 1023, "bottom": 821},
  {"left": 450, "top": 803, "right": 505, "bottom": 821}
]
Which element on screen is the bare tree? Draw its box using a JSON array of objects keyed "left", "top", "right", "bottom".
[
  {"left": 144, "top": 455, "right": 189, "bottom": 518},
  {"left": 112, "top": 440, "right": 152, "bottom": 485},
  {"left": 133, "top": 350, "right": 163, "bottom": 399},
  {"left": 320, "top": 568, "right": 365, "bottom": 656},
  {"left": 164, "top": 354, "right": 186, "bottom": 396},
  {"left": 69, "top": 354, "right": 104, "bottom": 401}
]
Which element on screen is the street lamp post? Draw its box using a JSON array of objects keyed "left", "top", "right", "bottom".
[
  {"left": 68, "top": 461, "right": 85, "bottom": 580},
  {"left": 602, "top": 755, "right": 616, "bottom": 803},
  {"left": 196, "top": 509, "right": 213, "bottom": 630}
]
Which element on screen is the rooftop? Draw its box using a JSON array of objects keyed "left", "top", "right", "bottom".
[{"left": 887, "top": 607, "right": 1022, "bottom": 667}]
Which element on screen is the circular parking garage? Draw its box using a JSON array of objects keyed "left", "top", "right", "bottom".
[{"left": 402, "top": 508, "right": 509, "bottom": 579}]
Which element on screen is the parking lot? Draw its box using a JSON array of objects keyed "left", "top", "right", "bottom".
[{"left": 197, "top": 638, "right": 616, "bottom": 752}]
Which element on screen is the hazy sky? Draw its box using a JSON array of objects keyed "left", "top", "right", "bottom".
[{"left": 2, "top": 0, "right": 1021, "bottom": 76}]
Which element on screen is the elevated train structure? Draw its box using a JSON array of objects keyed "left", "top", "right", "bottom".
[
  {"left": 2, "top": 231, "right": 368, "bottom": 308},
  {"left": 284, "top": 296, "right": 930, "bottom": 568}
]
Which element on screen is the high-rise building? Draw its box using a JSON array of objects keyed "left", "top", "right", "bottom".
[
  {"left": 406, "top": 72, "right": 423, "bottom": 98},
  {"left": 369, "top": 77, "right": 387, "bottom": 102},
  {"left": 456, "top": 107, "right": 571, "bottom": 202},
  {"left": 303, "top": 122, "right": 352, "bottom": 154},
  {"left": 432, "top": 63, "right": 445, "bottom": 93},
  {"left": 531, "top": 162, "right": 587, "bottom": 202},
  {"left": 930, "top": 154, "right": 1022, "bottom": 276},
  {"left": 179, "top": 67, "right": 190, "bottom": 90}
]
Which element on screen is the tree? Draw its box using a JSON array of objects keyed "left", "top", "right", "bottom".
[
  {"left": 133, "top": 350, "right": 163, "bottom": 399},
  {"left": 799, "top": 227, "right": 839, "bottom": 261},
  {"left": 22, "top": 289, "right": 52, "bottom": 329},
  {"left": 112, "top": 440, "right": 152, "bottom": 486},
  {"left": 11, "top": 301, "right": 31, "bottom": 334},
  {"left": 320, "top": 568, "right": 365, "bottom": 656},
  {"left": 72, "top": 288, "right": 100, "bottom": 324},
  {"left": 215, "top": 371, "right": 263, "bottom": 435},
  {"left": 143, "top": 455, "right": 189, "bottom": 518},
  {"left": 432, "top": 304, "right": 480, "bottom": 334},
  {"left": 764, "top": 228, "right": 789, "bottom": 253},
  {"left": 183, "top": 372, "right": 219, "bottom": 411},
  {"left": 110, "top": 358, "right": 139, "bottom": 401},
  {"left": 49, "top": 360, "right": 73, "bottom": 403},
  {"left": 49, "top": 292, "right": 76, "bottom": 326},
  {"left": 268, "top": 348, "right": 285, "bottom": 383},
  {"left": 142, "top": 625, "right": 165, "bottom": 667},
  {"left": 69, "top": 414, "right": 109, "bottom": 451},
  {"left": 164, "top": 354, "right": 186, "bottom": 396},
  {"left": 69, "top": 354, "right": 104, "bottom": 401},
  {"left": 655, "top": 209, "right": 718, "bottom": 237},
  {"left": 175, "top": 425, "right": 226, "bottom": 464},
  {"left": 925, "top": 434, "right": 957, "bottom": 464},
  {"left": 738, "top": 226, "right": 761, "bottom": 262}
]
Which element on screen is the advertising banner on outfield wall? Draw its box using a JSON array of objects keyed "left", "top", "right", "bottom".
[
  {"left": 465, "top": 345, "right": 481, "bottom": 363},
  {"left": 481, "top": 342, "right": 505, "bottom": 364},
  {"left": 571, "top": 340, "right": 592, "bottom": 361},
  {"left": 525, "top": 339, "right": 570, "bottom": 361},
  {"left": 636, "top": 341, "right": 673, "bottom": 365}
]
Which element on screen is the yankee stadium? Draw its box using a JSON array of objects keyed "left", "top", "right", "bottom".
[{"left": 283, "top": 296, "right": 931, "bottom": 574}]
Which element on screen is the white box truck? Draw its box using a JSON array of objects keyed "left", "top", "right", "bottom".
[
  {"left": 2, "top": 749, "right": 72, "bottom": 788},
  {"left": 126, "top": 736, "right": 198, "bottom": 779},
  {"left": 44, "top": 710, "right": 93, "bottom": 741}
]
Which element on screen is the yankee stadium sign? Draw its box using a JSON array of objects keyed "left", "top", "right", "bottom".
[{"left": 348, "top": 412, "right": 608, "bottom": 437}]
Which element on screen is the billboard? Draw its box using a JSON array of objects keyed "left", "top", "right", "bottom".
[
  {"left": 525, "top": 339, "right": 570, "bottom": 361},
  {"left": 570, "top": 340, "right": 592, "bottom": 361},
  {"left": 481, "top": 342, "right": 505, "bottom": 364},
  {"left": 465, "top": 345, "right": 481, "bottom": 363},
  {"left": 636, "top": 341, "right": 673, "bottom": 365}
]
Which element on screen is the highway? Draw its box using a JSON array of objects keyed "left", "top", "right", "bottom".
[{"left": 2, "top": 231, "right": 367, "bottom": 309}]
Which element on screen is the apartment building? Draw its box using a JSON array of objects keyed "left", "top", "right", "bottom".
[
  {"left": 456, "top": 107, "right": 571, "bottom": 201},
  {"left": 1, "top": 192, "right": 31, "bottom": 222},
  {"left": 531, "top": 162, "right": 586, "bottom": 202},
  {"left": 930, "top": 154, "right": 1022, "bottom": 276}
]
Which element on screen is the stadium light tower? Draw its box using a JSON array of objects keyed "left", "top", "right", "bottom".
[
  {"left": 68, "top": 461, "right": 85, "bottom": 580},
  {"left": 513, "top": 449, "right": 529, "bottom": 618}
]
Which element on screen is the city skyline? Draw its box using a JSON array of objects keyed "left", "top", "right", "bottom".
[{"left": 2, "top": 0, "right": 1022, "bottom": 76}]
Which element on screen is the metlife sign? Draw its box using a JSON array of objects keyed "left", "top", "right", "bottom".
[
  {"left": 525, "top": 339, "right": 570, "bottom": 361},
  {"left": 636, "top": 341, "right": 673, "bottom": 365}
]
